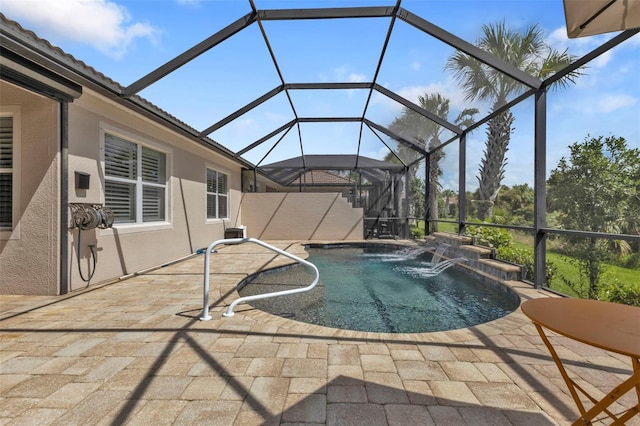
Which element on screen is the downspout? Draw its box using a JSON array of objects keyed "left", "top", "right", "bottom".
[
  {"left": 252, "top": 168, "right": 257, "bottom": 192},
  {"left": 59, "top": 101, "right": 69, "bottom": 294}
]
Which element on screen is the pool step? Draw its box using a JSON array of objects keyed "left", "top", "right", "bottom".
[
  {"left": 476, "top": 259, "right": 523, "bottom": 281},
  {"left": 431, "top": 232, "right": 473, "bottom": 247},
  {"left": 458, "top": 244, "right": 494, "bottom": 260}
]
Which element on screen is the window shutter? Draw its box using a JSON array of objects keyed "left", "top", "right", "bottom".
[
  {"left": 105, "top": 181, "right": 136, "bottom": 223},
  {"left": 206, "top": 169, "right": 216, "bottom": 218},
  {"left": 207, "top": 194, "right": 216, "bottom": 219},
  {"left": 0, "top": 117, "right": 12, "bottom": 169},
  {"left": 0, "top": 116, "right": 13, "bottom": 227},
  {"left": 141, "top": 147, "right": 165, "bottom": 183},
  {"left": 143, "top": 186, "right": 165, "bottom": 222},
  {"left": 105, "top": 134, "right": 136, "bottom": 179},
  {"left": 104, "top": 134, "right": 166, "bottom": 225},
  {"left": 217, "top": 173, "right": 228, "bottom": 218},
  {"left": 206, "top": 169, "right": 216, "bottom": 193},
  {"left": 0, "top": 174, "right": 11, "bottom": 228},
  {"left": 217, "top": 173, "right": 227, "bottom": 194},
  {"left": 218, "top": 194, "right": 228, "bottom": 218}
]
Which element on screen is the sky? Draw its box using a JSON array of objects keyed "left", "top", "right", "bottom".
[{"left": 2, "top": 0, "right": 639, "bottom": 191}]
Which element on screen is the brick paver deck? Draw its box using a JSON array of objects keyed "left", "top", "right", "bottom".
[{"left": 1, "top": 241, "right": 637, "bottom": 425}]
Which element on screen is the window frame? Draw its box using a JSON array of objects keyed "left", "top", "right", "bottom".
[
  {"left": 101, "top": 126, "right": 171, "bottom": 233},
  {"left": 206, "top": 167, "right": 229, "bottom": 221},
  {"left": 0, "top": 106, "right": 21, "bottom": 240}
]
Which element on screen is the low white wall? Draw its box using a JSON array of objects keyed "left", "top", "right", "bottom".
[{"left": 241, "top": 192, "right": 363, "bottom": 240}]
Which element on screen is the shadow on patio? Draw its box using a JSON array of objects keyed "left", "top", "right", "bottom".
[{"left": 1, "top": 242, "right": 636, "bottom": 425}]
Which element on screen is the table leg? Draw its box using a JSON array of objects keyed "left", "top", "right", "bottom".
[
  {"left": 634, "top": 357, "right": 640, "bottom": 406},
  {"left": 533, "top": 323, "right": 640, "bottom": 425},
  {"left": 608, "top": 357, "right": 639, "bottom": 425},
  {"left": 576, "top": 368, "right": 639, "bottom": 425},
  {"left": 533, "top": 323, "right": 588, "bottom": 415}
]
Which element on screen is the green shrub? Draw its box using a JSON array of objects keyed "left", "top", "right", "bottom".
[
  {"left": 623, "top": 252, "right": 640, "bottom": 270},
  {"left": 498, "top": 246, "right": 557, "bottom": 283},
  {"left": 466, "top": 226, "right": 512, "bottom": 250},
  {"left": 600, "top": 280, "right": 640, "bottom": 307},
  {"left": 410, "top": 226, "right": 425, "bottom": 240}
]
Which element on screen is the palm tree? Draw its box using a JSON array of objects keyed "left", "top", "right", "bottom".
[
  {"left": 389, "top": 93, "right": 477, "bottom": 231},
  {"left": 446, "top": 22, "right": 580, "bottom": 220}
]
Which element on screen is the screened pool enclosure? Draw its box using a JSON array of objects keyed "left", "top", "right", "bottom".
[{"left": 42, "top": 1, "right": 640, "bottom": 292}]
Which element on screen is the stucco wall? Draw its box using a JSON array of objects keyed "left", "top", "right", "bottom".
[
  {"left": 241, "top": 192, "right": 363, "bottom": 240},
  {"left": 0, "top": 82, "right": 60, "bottom": 295},
  {"left": 66, "top": 89, "right": 244, "bottom": 292}
]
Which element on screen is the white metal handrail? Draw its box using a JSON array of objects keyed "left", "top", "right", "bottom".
[{"left": 200, "top": 237, "right": 319, "bottom": 320}]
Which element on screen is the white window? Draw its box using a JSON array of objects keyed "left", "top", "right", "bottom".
[
  {"left": 104, "top": 133, "right": 167, "bottom": 224},
  {"left": 0, "top": 108, "right": 20, "bottom": 239},
  {"left": 207, "top": 168, "right": 228, "bottom": 219}
]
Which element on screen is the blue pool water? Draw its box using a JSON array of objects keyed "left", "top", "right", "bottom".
[{"left": 238, "top": 246, "right": 520, "bottom": 333}]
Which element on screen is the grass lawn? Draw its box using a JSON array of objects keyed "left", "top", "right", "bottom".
[{"left": 510, "top": 238, "right": 638, "bottom": 298}]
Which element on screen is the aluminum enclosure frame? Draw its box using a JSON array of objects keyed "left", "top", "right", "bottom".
[{"left": 3, "top": 2, "right": 638, "bottom": 290}]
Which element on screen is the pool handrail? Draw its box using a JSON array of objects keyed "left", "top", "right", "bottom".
[{"left": 200, "top": 237, "right": 319, "bottom": 320}]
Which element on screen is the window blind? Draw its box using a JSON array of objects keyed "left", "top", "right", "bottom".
[
  {"left": 206, "top": 168, "right": 228, "bottom": 219},
  {"left": 0, "top": 116, "right": 13, "bottom": 228},
  {"left": 142, "top": 186, "right": 165, "bottom": 222},
  {"left": 105, "top": 134, "right": 136, "bottom": 179},
  {"left": 105, "top": 181, "right": 136, "bottom": 223},
  {"left": 105, "top": 133, "right": 166, "bottom": 224}
]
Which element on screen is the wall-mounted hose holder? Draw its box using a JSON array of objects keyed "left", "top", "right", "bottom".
[{"left": 69, "top": 203, "right": 114, "bottom": 282}]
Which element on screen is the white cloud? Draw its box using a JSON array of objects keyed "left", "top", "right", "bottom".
[
  {"left": 327, "top": 66, "right": 368, "bottom": 83},
  {"left": 629, "top": 33, "right": 640, "bottom": 46},
  {"left": 592, "top": 50, "right": 614, "bottom": 68},
  {"left": 597, "top": 94, "right": 637, "bottom": 113},
  {"left": 347, "top": 72, "right": 367, "bottom": 83},
  {"left": 376, "top": 78, "right": 478, "bottom": 115},
  {"left": 1, "top": 0, "right": 159, "bottom": 59},
  {"left": 265, "top": 111, "right": 291, "bottom": 123},
  {"left": 547, "top": 26, "right": 606, "bottom": 66},
  {"left": 237, "top": 117, "right": 255, "bottom": 128}
]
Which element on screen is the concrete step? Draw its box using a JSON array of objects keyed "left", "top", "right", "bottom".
[
  {"left": 432, "top": 232, "right": 473, "bottom": 247},
  {"left": 458, "top": 244, "right": 494, "bottom": 260},
  {"left": 476, "top": 258, "right": 523, "bottom": 281}
]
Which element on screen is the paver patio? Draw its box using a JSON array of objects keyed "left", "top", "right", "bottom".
[{"left": 1, "top": 241, "right": 638, "bottom": 425}]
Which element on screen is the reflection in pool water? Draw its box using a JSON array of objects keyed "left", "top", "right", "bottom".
[{"left": 239, "top": 246, "right": 520, "bottom": 333}]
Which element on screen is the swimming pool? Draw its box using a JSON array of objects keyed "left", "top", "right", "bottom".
[{"left": 238, "top": 245, "right": 520, "bottom": 333}]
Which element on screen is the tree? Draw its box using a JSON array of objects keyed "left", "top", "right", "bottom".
[
  {"left": 547, "top": 135, "right": 640, "bottom": 299},
  {"left": 446, "top": 22, "right": 580, "bottom": 220},
  {"left": 493, "top": 183, "right": 534, "bottom": 225},
  {"left": 389, "top": 93, "right": 477, "bottom": 231}
]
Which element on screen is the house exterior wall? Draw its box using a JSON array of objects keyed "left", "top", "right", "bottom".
[
  {"left": 0, "top": 82, "right": 60, "bottom": 295},
  {"left": 66, "top": 89, "right": 244, "bottom": 292},
  {"left": 241, "top": 192, "right": 363, "bottom": 240}
]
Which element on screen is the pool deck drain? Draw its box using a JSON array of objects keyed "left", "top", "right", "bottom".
[{"left": 1, "top": 240, "right": 637, "bottom": 425}]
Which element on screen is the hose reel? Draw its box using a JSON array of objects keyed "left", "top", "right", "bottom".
[
  {"left": 70, "top": 203, "right": 114, "bottom": 230},
  {"left": 69, "top": 203, "right": 114, "bottom": 282}
]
